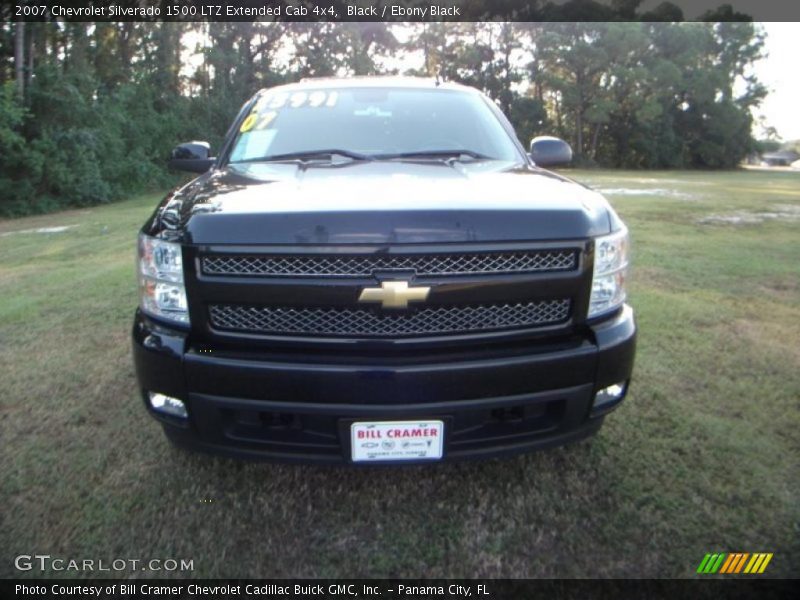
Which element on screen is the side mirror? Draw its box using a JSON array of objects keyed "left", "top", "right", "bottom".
[
  {"left": 168, "top": 141, "right": 215, "bottom": 173},
  {"left": 529, "top": 136, "right": 573, "bottom": 167}
]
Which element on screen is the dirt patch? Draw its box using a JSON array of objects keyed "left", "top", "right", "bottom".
[
  {"left": 697, "top": 204, "right": 800, "bottom": 225},
  {"left": 0, "top": 207, "right": 94, "bottom": 234},
  {"left": 0, "top": 225, "right": 78, "bottom": 237},
  {"left": 596, "top": 187, "right": 694, "bottom": 199}
]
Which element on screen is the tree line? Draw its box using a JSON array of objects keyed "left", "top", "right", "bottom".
[{"left": 0, "top": 19, "right": 765, "bottom": 216}]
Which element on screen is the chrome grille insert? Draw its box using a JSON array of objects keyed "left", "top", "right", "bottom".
[
  {"left": 201, "top": 250, "right": 577, "bottom": 278},
  {"left": 209, "top": 300, "right": 571, "bottom": 338}
]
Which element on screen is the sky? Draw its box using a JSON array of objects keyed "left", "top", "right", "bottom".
[{"left": 750, "top": 23, "right": 800, "bottom": 141}]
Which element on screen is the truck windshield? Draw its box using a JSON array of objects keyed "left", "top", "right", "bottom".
[{"left": 227, "top": 87, "right": 522, "bottom": 164}]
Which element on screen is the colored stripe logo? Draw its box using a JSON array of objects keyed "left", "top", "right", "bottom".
[{"left": 697, "top": 553, "right": 773, "bottom": 574}]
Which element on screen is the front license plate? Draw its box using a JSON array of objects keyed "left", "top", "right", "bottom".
[{"left": 350, "top": 420, "right": 444, "bottom": 462}]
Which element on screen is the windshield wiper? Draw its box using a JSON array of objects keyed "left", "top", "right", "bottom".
[
  {"left": 376, "top": 150, "right": 491, "bottom": 162},
  {"left": 233, "top": 148, "right": 496, "bottom": 166},
  {"left": 237, "top": 149, "right": 374, "bottom": 164}
]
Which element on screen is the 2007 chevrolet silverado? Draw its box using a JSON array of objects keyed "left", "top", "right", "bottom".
[{"left": 132, "top": 77, "right": 636, "bottom": 464}]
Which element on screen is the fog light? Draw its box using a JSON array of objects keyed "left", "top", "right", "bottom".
[
  {"left": 593, "top": 381, "right": 628, "bottom": 411},
  {"left": 148, "top": 392, "right": 188, "bottom": 418}
]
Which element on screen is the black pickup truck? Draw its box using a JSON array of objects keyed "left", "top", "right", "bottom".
[{"left": 133, "top": 77, "right": 635, "bottom": 464}]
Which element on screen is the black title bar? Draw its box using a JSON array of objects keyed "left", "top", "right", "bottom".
[
  {"left": 9, "top": 0, "right": 800, "bottom": 22},
  {"left": 2, "top": 579, "right": 797, "bottom": 600}
]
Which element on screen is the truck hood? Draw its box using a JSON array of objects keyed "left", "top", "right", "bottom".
[{"left": 146, "top": 160, "right": 615, "bottom": 245}]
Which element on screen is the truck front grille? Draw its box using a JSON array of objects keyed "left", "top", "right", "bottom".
[
  {"left": 209, "top": 299, "right": 571, "bottom": 338},
  {"left": 201, "top": 249, "right": 577, "bottom": 278}
]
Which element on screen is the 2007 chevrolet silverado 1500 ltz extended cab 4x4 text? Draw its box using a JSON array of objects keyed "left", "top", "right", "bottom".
[{"left": 133, "top": 77, "right": 636, "bottom": 464}]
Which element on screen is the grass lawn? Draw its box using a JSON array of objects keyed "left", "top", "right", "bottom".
[{"left": 1, "top": 169, "right": 798, "bottom": 578}]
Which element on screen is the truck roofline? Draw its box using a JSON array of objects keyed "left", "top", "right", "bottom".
[{"left": 256, "top": 76, "right": 479, "bottom": 96}]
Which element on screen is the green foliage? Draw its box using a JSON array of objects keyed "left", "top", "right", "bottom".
[
  {"left": 0, "top": 83, "right": 37, "bottom": 215},
  {"left": 781, "top": 140, "right": 800, "bottom": 154},
  {"left": 509, "top": 96, "right": 549, "bottom": 148},
  {"left": 0, "top": 64, "right": 189, "bottom": 216}
]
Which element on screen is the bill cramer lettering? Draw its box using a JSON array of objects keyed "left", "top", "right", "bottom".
[{"left": 357, "top": 428, "right": 439, "bottom": 439}]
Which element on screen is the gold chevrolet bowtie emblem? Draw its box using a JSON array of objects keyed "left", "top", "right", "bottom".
[{"left": 358, "top": 281, "right": 431, "bottom": 309}]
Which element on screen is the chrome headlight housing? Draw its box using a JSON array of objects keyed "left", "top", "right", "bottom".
[
  {"left": 589, "top": 227, "right": 629, "bottom": 318},
  {"left": 138, "top": 233, "right": 189, "bottom": 325}
]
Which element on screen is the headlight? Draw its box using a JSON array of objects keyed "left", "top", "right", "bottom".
[
  {"left": 138, "top": 233, "right": 189, "bottom": 325},
  {"left": 589, "top": 227, "right": 629, "bottom": 318}
]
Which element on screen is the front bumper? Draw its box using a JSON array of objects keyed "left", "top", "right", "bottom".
[{"left": 132, "top": 305, "right": 636, "bottom": 464}]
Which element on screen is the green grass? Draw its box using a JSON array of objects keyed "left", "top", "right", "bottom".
[{"left": 1, "top": 170, "right": 798, "bottom": 579}]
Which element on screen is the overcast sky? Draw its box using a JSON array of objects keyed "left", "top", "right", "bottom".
[{"left": 751, "top": 23, "right": 800, "bottom": 141}]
